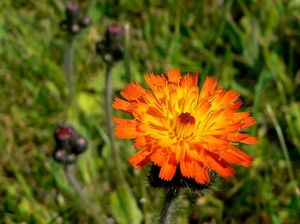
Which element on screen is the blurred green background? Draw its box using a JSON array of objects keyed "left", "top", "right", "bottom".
[{"left": 1, "top": 0, "right": 300, "bottom": 223}]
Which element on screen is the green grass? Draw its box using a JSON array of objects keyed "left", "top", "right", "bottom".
[{"left": 0, "top": 0, "right": 300, "bottom": 223}]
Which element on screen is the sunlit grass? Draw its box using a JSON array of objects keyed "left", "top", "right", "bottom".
[{"left": 0, "top": 0, "right": 299, "bottom": 223}]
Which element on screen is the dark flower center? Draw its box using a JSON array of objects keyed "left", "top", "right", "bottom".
[{"left": 178, "top": 112, "right": 195, "bottom": 125}]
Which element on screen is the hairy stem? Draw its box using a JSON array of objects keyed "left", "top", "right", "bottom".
[
  {"left": 64, "top": 165, "right": 103, "bottom": 223},
  {"left": 62, "top": 36, "right": 103, "bottom": 223},
  {"left": 159, "top": 189, "right": 180, "bottom": 224},
  {"left": 104, "top": 64, "right": 124, "bottom": 185},
  {"left": 64, "top": 164, "right": 84, "bottom": 198}
]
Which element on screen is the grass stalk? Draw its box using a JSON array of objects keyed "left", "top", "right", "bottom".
[{"left": 266, "top": 104, "right": 299, "bottom": 196}]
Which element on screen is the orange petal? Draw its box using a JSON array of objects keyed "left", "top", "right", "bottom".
[
  {"left": 233, "top": 112, "right": 256, "bottom": 128},
  {"left": 113, "top": 117, "right": 139, "bottom": 139},
  {"left": 121, "top": 82, "right": 146, "bottom": 100},
  {"left": 242, "top": 116, "right": 256, "bottom": 128},
  {"left": 150, "top": 148, "right": 169, "bottom": 166},
  {"left": 134, "top": 136, "right": 146, "bottom": 149},
  {"left": 230, "top": 99, "right": 243, "bottom": 110},
  {"left": 145, "top": 73, "right": 167, "bottom": 90},
  {"left": 113, "top": 97, "right": 130, "bottom": 111},
  {"left": 147, "top": 107, "right": 165, "bottom": 118},
  {"left": 167, "top": 68, "right": 181, "bottom": 83},
  {"left": 198, "top": 135, "right": 229, "bottom": 146},
  {"left": 180, "top": 156, "right": 195, "bottom": 178},
  {"left": 194, "top": 161, "right": 210, "bottom": 184},
  {"left": 227, "top": 133, "right": 258, "bottom": 144},
  {"left": 129, "top": 148, "right": 152, "bottom": 168},
  {"left": 206, "top": 153, "right": 235, "bottom": 177},
  {"left": 180, "top": 74, "right": 198, "bottom": 88},
  {"left": 199, "top": 76, "right": 217, "bottom": 98},
  {"left": 195, "top": 100, "right": 211, "bottom": 119},
  {"left": 159, "top": 153, "right": 177, "bottom": 180},
  {"left": 222, "top": 146, "right": 253, "bottom": 167},
  {"left": 219, "top": 90, "right": 240, "bottom": 106}
]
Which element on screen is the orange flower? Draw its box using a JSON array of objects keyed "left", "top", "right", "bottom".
[{"left": 113, "top": 69, "right": 257, "bottom": 184}]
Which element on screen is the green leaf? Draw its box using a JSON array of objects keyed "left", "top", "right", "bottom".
[
  {"left": 110, "top": 183, "right": 142, "bottom": 224},
  {"left": 78, "top": 92, "right": 99, "bottom": 116}
]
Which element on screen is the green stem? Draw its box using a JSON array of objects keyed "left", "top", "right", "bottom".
[
  {"left": 62, "top": 35, "right": 104, "bottom": 223},
  {"left": 124, "top": 23, "right": 131, "bottom": 83},
  {"left": 104, "top": 64, "right": 124, "bottom": 185},
  {"left": 64, "top": 165, "right": 103, "bottom": 223},
  {"left": 63, "top": 35, "right": 75, "bottom": 114},
  {"left": 64, "top": 165, "right": 84, "bottom": 198},
  {"left": 159, "top": 189, "right": 180, "bottom": 224}
]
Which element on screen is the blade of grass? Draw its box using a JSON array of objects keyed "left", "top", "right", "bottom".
[{"left": 266, "top": 104, "right": 299, "bottom": 196}]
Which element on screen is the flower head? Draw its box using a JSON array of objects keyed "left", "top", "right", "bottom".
[
  {"left": 55, "top": 125, "right": 74, "bottom": 141},
  {"left": 96, "top": 24, "right": 124, "bottom": 64},
  {"left": 53, "top": 124, "right": 89, "bottom": 164},
  {"left": 113, "top": 69, "right": 257, "bottom": 184},
  {"left": 60, "top": 2, "right": 91, "bottom": 35}
]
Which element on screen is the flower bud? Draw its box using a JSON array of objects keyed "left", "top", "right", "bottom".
[
  {"left": 71, "top": 135, "right": 88, "bottom": 155},
  {"left": 106, "top": 24, "right": 124, "bottom": 45},
  {"left": 54, "top": 125, "right": 74, "bottom": 142},
  {"left": 96, "top": 24, "right": 124, "bottom": 64},
  {"left": 66, "top": 2, "right": 81, "bottom": 25},
  {"left": 59, "top": 2, "right": 90, "bottom": 35},
  {"left": 53, "top": 124, "right": 89, "bottom": 164},
  {"left": 79, "top": 16, "right": 91, "bottom": 28}
]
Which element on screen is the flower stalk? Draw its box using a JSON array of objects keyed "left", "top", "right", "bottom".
[
  {"left": 96, "top": 23, "right": 125, "bottom": 186},
  {"left": 159, "top": 189, "right": 180, "bottom": 224},
  {"left": 104, "top": 64, "right": 124, "bottom": 185},
  {"left": 63, "top": 35, "right": 75, "bottom": 111},
  {"left": 61, "top": 44, "right": 103, "bottom": 221},
  {"left": 55, "top": 3, "right": 102, "bottom": 222}
]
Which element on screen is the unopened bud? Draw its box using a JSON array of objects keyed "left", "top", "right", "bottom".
[
  {"left": 106, "top": 24, "right": 124, "bottom": 44},
  {"left": 79, "top": 16, "right": 91, "bottom": 28},
  {"left": 60, "top": 2, "right": 90, "bottom": 35},
  {"left": 53, "top": 124, "right": 89, "bottom": 164},
  {"left": 54, "top": 125, "right": 74, "bottom": 142},
  {"left": 72, "top": 136, "right": 88, "bottom": 154},
  {"left": 96, "top": 24, "right": 124, "bottom": 63},
  {"left": 66, "top": 2, "right": 80, "bottom": 22}
]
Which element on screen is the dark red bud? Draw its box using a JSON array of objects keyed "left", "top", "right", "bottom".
[
  {"left": 79, "top": 16, "right": 91, "bottom": 28},
  {"left": 107, "top": 24, "right": 123, "bottom": 35},
  {"left": 66, "top": 2, "right": 79, "bottom": 11},
  {"left": 54, "top": 125, "right": 74, "bottom": 141},
  {"left": 72, "top": 136, "right": 88, "bottom": 154},
  {"left": 106, "top": 24, "right": 124, "bottom": 43}
]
